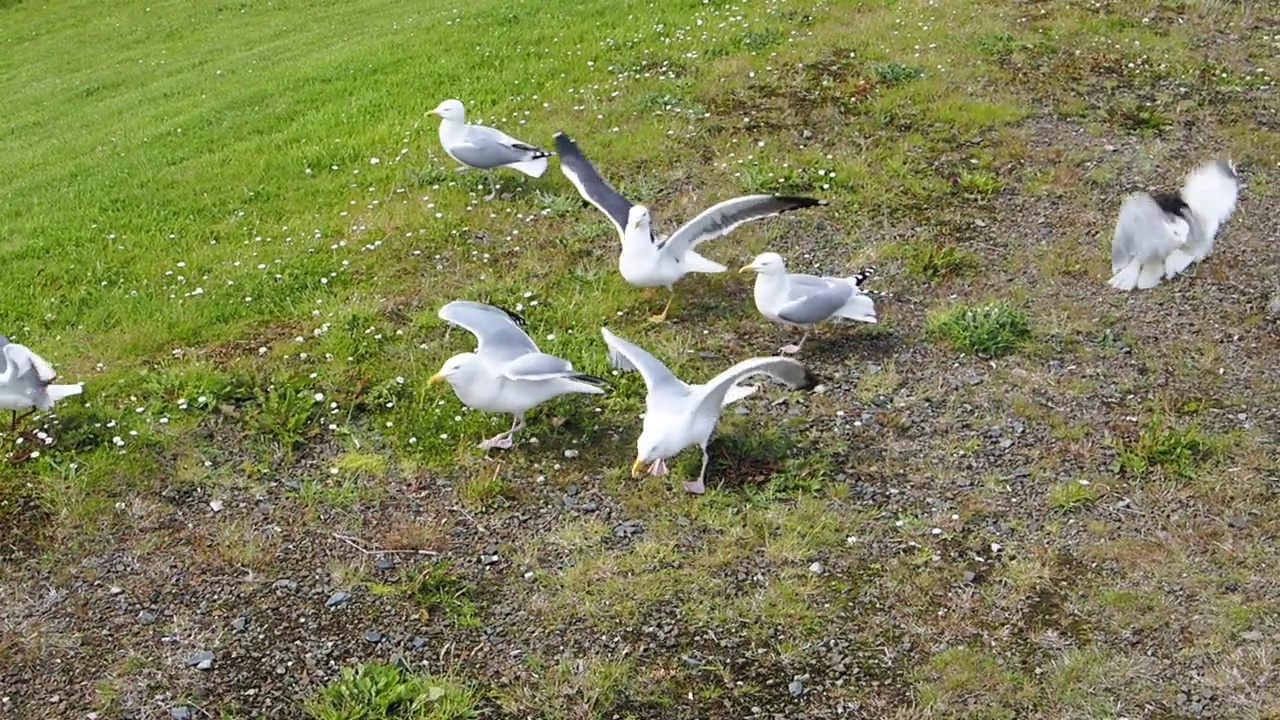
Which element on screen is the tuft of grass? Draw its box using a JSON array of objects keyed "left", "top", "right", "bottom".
[
  {"left": 926, "top": 302, "right": 1032, "bottom": 358},
  {"left": 873, "top": 62, "right": 925, "bottom": 86},
  {"left": 1115, "top": 416, "right": 1226, "bottom": 479},
  {"left": 303, "top": 662, "right": 479, "bottom": 720},
  {"left": 370, "top": 560, "right": 480, "bottom": 629},
  {"left": 1049, "top": 480, "right": 1099, "bottom": 511},
  {"left": 890, "top": 240, "right": 981, "bottom": 283},
  {"left": 457, "top": 470, "right": 514, "bottom": 509}
]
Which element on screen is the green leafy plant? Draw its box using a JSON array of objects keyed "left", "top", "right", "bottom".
[
  {"left": 926, "top": 302, "right": 1032, "bottom": 358},
  {"left": 303, "top": 662, "right": 479, "bottom": 720}
]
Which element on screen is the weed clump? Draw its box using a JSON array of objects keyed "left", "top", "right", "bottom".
[{"left": 927, "top": 302, "right": 1032, "bottom": 358}]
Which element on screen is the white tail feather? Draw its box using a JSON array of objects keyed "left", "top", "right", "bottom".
[
  {"left": 681, "top": 250, "right": 727, "bottom": 275},
  {"left": 835, "top": 285, "right": 878, "bottom": 322},
  {"left": 1164, "top": 248, "right": 1197, "bottom": 278},
  {"left": 1136, "top": 260, "right": 1165, "bottom": 289},
  {"left": 507, "top": 156, "right": 548, "bottom": 178},
  {"left": 722, "top": 383, "right": 759, "bottom": 407},
  {"left": 37, "top": 383, "right": 83, "bottom": 410},
  {"left": 1109, "top": 259, "right": 1141, "bottom": 290}
]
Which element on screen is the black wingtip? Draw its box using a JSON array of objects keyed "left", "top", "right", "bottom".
[
  {"left": 490, "top": 304, "right": 528, "bottom": 326},
  {"left": 572, "top": 373, "right": 611, "bottom": 389},
  {"left": 774, "top": 196, "right": 830, "bottom": 211},
  {"left": 799, "top": 369, "right": 823, "bottom": 392}
]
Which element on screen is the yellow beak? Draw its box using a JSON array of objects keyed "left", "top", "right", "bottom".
[
  {"left": 631, "top": 458, "right": 646, "bottom": 478},
  {"left": 738, "top": 264, "right": 755, "bottom": 273},
  {"left": 428, "top": 373, "right": 445, "bottom": 385},
  {"left": 427, "top": 108, "right": 442, "bottom": 117}
]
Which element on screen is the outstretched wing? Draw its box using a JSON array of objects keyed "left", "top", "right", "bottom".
[
  {"left": 690, "top": 356, "right": 816, "bottom": 418},
  {"left": 660, "top": 195, "right": 826, "bottom": 259},
  {"left": 554, "top": 132, "right": 635, "bottom": 243},
  {"left": 1180, "top": 159, "right": 1240, "bottom": 260},
  {"left": 599, "top": 327, "right": 689, "bottom": 401},
  {"left": 438, "top": 300, "right": 540, "bottom": 364}
]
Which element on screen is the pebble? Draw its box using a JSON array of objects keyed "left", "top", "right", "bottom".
[
  {"left": 326, "top": 591, "right": 352, "bottom": 608},
  {"left": 209, "top": 499, "right": 224, "bottom": 512},
  {"left": 364, "top": 630, "right": 383, "bottom": 643},
  {"left": 272, "top": 579, "right": 298, "bottom": 593},
  {"left": 170, "top": 708, "right": 193, "bottom": 720},
  {"left": 137, "top": 610, "right": 157, "bottom": 625},
  {"left": 109, "top": 586, "right": 123, "bottom": 595},
  {"left": 563, "top": 449, "right": 579, "bottom": 459},
  {"left": 1227, "top": 516, "right": 1249, "bottom": 530},
  {"left": 375, "top": 556, "right": 396, "bottom": 571},
  {"left": 186, "top": 650, "right": 215, "bottom": 671},
  {"left": 613, "top": 520, "right": 645, "bottom": 538},
  {"left": 788, "top": 678, "right": 806, "bottom": 696},
  {"left": 411, "top": 636, "right": 428, "bottom": 649},
  {"left": 808, "top": 562, "right": 825, "bottom": 575},
  {"left": 231, "top": 617, "right": 247, "bottom": 632},
  {"left": 1268, "top": 294, "right": 1280, "bottom": 318}
]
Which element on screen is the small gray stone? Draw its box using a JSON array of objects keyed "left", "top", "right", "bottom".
[
  {"left": 109, "top": 585, "right": 124, "bottom": 595},
  {"left": 808, "top": 562, "right": 825, "bottom": 575},
  {"left": 137, "top": 610, "right": 157, "bottom": 626},
  {"left": 375, "top": 556, "right": 396, "bottom": 571},
  {"left": 364, "top": 630, "right": 383, "bottom": 643},
  {"left": 272, "top": 579, "right": 298, "bottom": 593},
  {"left": 1268, "top": 294, "right": 1280, "bottom": 318},
  {"left": 326, "top": 591, "right": 352, "bottom": 608},
  {"left": 170, "top": 708, "right": 193, "bottom": 720},
  {"left": 411, "top": 636, "right": 428, "bottom": 649},
  {"left": 698, "top": 351, "right": 719, "bottom": 360},
  {"left": 788, "top": 679, "right": 805, "bottom": 696},
  {"left": 962, "top": 571, "right": 977, "bottom": 584},
  {"left": 563, "top": 449, "right": 580, "bottom": 459},
  {"left": 186, "top": 650, "right": 215, "bottom": 670},
  {"left": 231, "top": 617, "right": 246, "bottom": 632},
  {"left": 1227, "top": 516, "right": 1249, "bottom": 530},
  {"left": 480, "top": 554, "right": 500, "bottom": 566}
]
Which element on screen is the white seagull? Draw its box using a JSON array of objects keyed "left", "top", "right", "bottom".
[
  {"left": 601, "top": 327, "right": 816, "bottom": 494},
  {"left": 428, "top": 99, "right": 553, "bottom": 201},
  {"left": 740, "top": 251, "right": 878, "bottom": 355},
  {"left": 0, "top": 335, "right": 84, "bottom": 431},
  {"left": 429, "top": 301, "right": 607, "bottom": 450},
  {"left": 1109, "top": 158, "right": 1240, "bottom": 291},
  {"left": 555, "top": 131, "right": 828, "bottom": 322}
]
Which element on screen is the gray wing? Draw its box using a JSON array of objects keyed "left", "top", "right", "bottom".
[
  {"left": 446, "top": 124, "right": 546, "bottom": 169},
  {"left": 438, "top": 300, "right": 540, "bottom": 363},
  {"left": 600, "top": 327, "right": 689, "bottom": 400},
  {"left": 1112, "top": 193, "right": 1184, "bottom": 272},
  {"left": 660, "top": 195, "right": 826, "bottom": 258},
  {"left": 500, "top": 352, "right": 575, "bottom": 381},
  {"left": 1, "top": 343, "right": 49, "bottom": 387},
  {"left": 554, "top": 132, "right": 634, "bottom": 242},
  {"left": 776, "top": 279, "right": 853, "bottom": 325},
  {"left": 691, "top": 356, "right": 815, "bottom": 418}
]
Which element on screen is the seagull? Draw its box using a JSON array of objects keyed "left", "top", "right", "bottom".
[
  {"left": 0, "top": 335, "right": 84, "bottom": 432},
  {"left": 429, "top": 301, "right": 607, "bottom": 450},
  {"left": 601, "top": 327, "right": 817, "bottom": 494},
  {"left": 1109, "top": 158, "right": 1240, "bottom": 291},
  {"left": 740, "top": 252, "right": 878, "bottom": 355},
  {"left": 428, "top": 99, "right": 553, "bottom": 201},
  {"left": 554, "top": 131, "right": 828, "bottom": 322}
]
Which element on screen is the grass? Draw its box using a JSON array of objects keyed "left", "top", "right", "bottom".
[
  {"left": 1, "top": 0, "right": 1279, "bottom": 717},
  {"left": 926, "top": 301, "right": 1033, "bottom": 358},
  {"left": 303, "top": 663, "right": 479, "bottom": 720}
]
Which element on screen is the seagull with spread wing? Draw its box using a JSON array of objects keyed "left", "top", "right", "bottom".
[
  {"left": 429, "top": 301, "right": 607, "bottom": 450},
  {"left": 428, "top": 99, "right": 553, "bottom": 201},
  {"left": 0, "top": 334, "right": 84, "bottom": 431},
  {"left": 601, "top": 327, "right": 817, "bottom": 494},
  {"left": 741, "top": 251, "right": 878, "bottom": 355},
  {"left": 555, "top": 131, "right": 828, "bottom": 322},
  {"left": 1109, "top": 158, "right": 1240, "bottom": 291}
]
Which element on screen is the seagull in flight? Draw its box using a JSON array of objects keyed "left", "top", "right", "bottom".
[{"left": 554, "top": 131, "right": 827, "bottom": 322}]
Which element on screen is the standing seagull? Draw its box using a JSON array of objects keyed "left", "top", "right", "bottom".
[
  {"left": 740, "top": 251, "right": 878, "bottom": 354},
  {"left": 0, "top": 335, "right": 84, "bottom": 431},
  {"left": 428, "top": 99, "right": 553, "bottom": 201},
  {"left": 555, "top": 131, "right": 827, "bottom": 322},
  {"left": 1109, "top": 158, "right": 1240, "bottom": 291},
  {"left": 601, "top": 327, "right": 816, "bottom": 494},
  {"left": 429, "top": 301, "right": 607, "bottom": 450}
]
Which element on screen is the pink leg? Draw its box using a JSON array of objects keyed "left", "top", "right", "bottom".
[{"left": 780, "top": 330, "right": 809, "bottom": 355}]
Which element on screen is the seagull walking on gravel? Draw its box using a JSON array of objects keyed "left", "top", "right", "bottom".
[
  {"left": 0, "top": 335, "right": 84, "bottom": 431},
  {"left": 740, "top": 252, "right": 877, "bottom": 355},
  {"left": 601, "top": 327, "right": 817, "bottom": 494},
  {"left": 1109, "top": 158, "right": 1240, "bottom": 291},
  {"left": 428, "top": 99, "right": 553, "bottom": 201},
  {"left": 429, "top": 301, "right": 607, "bottom": 450},
  {"left": 555, "top": 131, "right": 828, "bottom": 323}
]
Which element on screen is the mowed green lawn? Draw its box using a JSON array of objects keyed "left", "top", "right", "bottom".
[{"left": 3, "top": 0, "right": 1279, "bottom": 717}]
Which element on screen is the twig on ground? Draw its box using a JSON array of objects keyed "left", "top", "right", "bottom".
[{"left": 333, "top": 533, "right": 441, "bottom": 556}]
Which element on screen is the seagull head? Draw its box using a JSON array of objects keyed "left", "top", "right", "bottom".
[
  {"left": 739, "top": 251, "right": 786, "bottom": 275},
  {"left": 428, "top": 353, "right": 475, "bottom": 386},
  {"left": 632, "top": 425, "right": 665, "bottom": 478},
  {"left": 428, "top": 99, "right": 465, "bottom": 123},
  {"left": 626, "top": 205, "right": 652, "bottom": 233}
]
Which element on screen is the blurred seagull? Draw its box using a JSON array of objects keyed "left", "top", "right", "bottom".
[
  {"left": 0, "top": 335, "right": 84, "bottom": 431},
  {"left": 428, "top": 99, "right": 553, "bottom": 201},
  {"left": 1109, "top": 158, "right": 1240, "bottom": 291},
  {"left": 429, "top": 301, "right": 607, "bottom": 450},
  {"left": 555, "top": 131, "right": 827, "bottom": 322},
  {"left": 601, "top": 327, "right": 817, "bottom": 494},
  {"left": 740, "top": 251, "right": 877, "bottom": 355}
]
